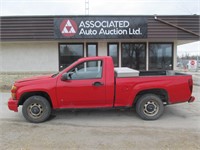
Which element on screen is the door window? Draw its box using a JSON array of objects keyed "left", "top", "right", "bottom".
[
  {"left": 68, "top": 60, "right": 102, "bottom": 80},
  {"left": 108, "top": 43, "right": 119, "bottom": 67},
  {"left": 86, "top": 43, "right": 98, "bottom": 57}
]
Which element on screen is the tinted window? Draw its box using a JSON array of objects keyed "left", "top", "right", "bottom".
[
  {"left": 149, "top": 43, "right": 173, "bottom": 70},
  {"left": 59, "top": 44, "right": 84, "bottom": 71},
  {"left": 121, "top": 43, "right": 146, "bottom": 70}
]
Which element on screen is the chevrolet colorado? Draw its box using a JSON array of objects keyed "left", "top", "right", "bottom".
[{"left": 8, "top": 56, "right": 195, "bottom": 123}]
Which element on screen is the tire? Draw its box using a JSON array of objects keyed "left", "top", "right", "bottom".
[
  {"left": 136, "top": 94, "right": 164, "bottom": 120},
  {"left": 22, "top": 96, "right": 51, "bottom": 123}
]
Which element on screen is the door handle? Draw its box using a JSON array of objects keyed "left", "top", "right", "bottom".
[{"left": 92, "top": 82, "right": 104, "bottom": 87}]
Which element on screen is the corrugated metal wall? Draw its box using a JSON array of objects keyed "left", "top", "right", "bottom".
[
  {"left": 0, "top": 16, "right": 199, "bottom": 41},
  {"left": 0, "top": 17, "right": 54, "bottom": 40},
  {"left": 148, "top": 16, "right": 200, "bottom": 39}
]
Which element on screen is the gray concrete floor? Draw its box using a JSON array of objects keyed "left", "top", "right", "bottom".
[{"left": 0, "top": 86, "right": 200, "bottom": 150}]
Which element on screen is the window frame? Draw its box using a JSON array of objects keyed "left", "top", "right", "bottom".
[
  {"left": 58, "top": 43, "right": 84, "bottom": 71},
  {"left": 107, "top": 43, "right": 119, "bottom": 67},
  {"left": 86, "top": 43, "right": 98, "bottom": 57},
  {"left": 148, "top": 42, "right": 174, "bottom": 70}
]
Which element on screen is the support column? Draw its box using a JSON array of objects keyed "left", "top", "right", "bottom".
[
  {"left": 84, "top": 41, "right": 87, "bottom": 57},
  {"left": 119, "top": 42, "right": 121, "bottom": 67},
  {"left": 146, "top": 42, "right": 149, "bottom": 71},
  {"left": 173, "top": 41, "right": 177, "bottom": 70}
]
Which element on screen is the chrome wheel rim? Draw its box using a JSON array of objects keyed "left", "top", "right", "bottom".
[
  {"left": 28, "top": 103, "right": 43, "bottom": 118},
  {"left": 143, "top": 100, "right": 159, "bottom": 116}
]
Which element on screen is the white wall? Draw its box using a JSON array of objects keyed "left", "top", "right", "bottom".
[
  {"left": 173, "top": 41, "right": 178, "bottom": 70},
  {"left": 97, "top": 42, "right": 107, "bottom": 56},
  {"left": 0, "top": 43, "right": 3, "bottom": 72},
  {"left": 0, "top": 41, "right": 58, "bottom": 72},
  {"left": 0, "top": 40, "right": 108, "bottom": 73}
]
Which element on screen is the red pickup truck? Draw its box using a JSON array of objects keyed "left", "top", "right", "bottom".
[{"left": 8, "top": 56, "right": 195, "bottom": 123}]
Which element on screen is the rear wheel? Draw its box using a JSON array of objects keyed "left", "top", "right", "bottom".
[
  {"left": 136, "top": 94, "right": 164, "bottom": 120},
  {"left": 22, "top": 96, "right": 51, "bottom": 123}
]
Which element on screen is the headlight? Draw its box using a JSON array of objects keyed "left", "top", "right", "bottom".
[{"left": 11, "top": 85, "right": 17, "bottom": 99}]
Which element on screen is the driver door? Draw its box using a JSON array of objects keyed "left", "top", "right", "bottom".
[{"left": 56, "top": 60, "right": 106, "bottom": 108}]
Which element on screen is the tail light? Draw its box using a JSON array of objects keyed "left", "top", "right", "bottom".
[{"left": 188, "top": 79, "right": 193, "bottom": 93}]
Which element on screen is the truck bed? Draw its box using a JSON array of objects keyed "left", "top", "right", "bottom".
[
  {"left": 139, "top": 70, "right": 186, "bottom": 76},
  {"left": 114, "top": 67, "right": 187, "bottom": 77}
]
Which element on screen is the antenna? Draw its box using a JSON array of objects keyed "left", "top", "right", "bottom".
[{"left": 85, "top": 0, "right": 89, "bottom": 15}]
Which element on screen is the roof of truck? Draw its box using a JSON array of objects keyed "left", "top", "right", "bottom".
[{"left": 78, "top": 56, "right": 112, "bottom": 61}]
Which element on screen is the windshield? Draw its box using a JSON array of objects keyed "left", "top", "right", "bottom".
[
  {"left": 51, "top": 60, "right": 79, "bottom": 78},
  {"left": 51, "top": 72, "right": 59, "bottom": 77}
]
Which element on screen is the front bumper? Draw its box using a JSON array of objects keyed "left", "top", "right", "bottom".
[
  {"left": 8, "top": 98, "right": 18, "bottom": 112},
  {"left": 188, "top": 96, "right": 195, "bottom": 103}
]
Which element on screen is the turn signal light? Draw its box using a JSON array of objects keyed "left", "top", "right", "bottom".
[
  {"left": 11, "top": 85, "right": 17, "bottom": 92},
  {"left": 11, "top": 85, "right": 17, "bottom": 100}
]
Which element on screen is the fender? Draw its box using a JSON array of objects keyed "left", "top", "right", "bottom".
[
  {"left": 16, "top": 83, "right": 59, "bottom": 109},
  {"left": 128, "top": 80, "right": 169, "bottom": 105}
]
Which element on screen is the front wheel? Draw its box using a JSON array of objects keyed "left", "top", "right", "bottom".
[
  {"left": 136, "top": 94, "right": 164, "bottom": 120},
  {"left": 22, "top": 96, "right": 51, "bottom": 123}
]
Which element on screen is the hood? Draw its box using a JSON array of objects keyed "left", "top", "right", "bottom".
[{"left": 16, "top": 75, "right": 52, "bottom": 83}]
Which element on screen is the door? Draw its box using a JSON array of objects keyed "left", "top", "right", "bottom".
[
  {"left": 57, "top": 60, "right": 106, "bottom": 108},
  {"left": 108, "top": 43, "right": 119, "bottom": 67}
]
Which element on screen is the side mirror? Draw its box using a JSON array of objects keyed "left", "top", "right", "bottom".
[{"left": 61, "top": 73, "right": 70, "bottom": 81}]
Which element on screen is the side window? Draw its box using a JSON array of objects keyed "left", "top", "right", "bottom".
[
  {"left": 86, "top": 43, "right": 98, "bottom": 57},
  {"left": 108, "top": 43, "right": 119, "bottom": 67},
  {"left": 68, "top": 60, "right": 102, "bottom": 80}
]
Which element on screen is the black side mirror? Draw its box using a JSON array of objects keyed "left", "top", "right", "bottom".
[{"left": 61, "top": 73, "right": 70, "bottom": 81}]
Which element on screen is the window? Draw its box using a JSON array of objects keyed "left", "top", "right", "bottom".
[
  {"left": 59, "top": 43, "right": 84, "bottom": 71},
  {"left": 68, "top": 60, "right": 102, "bottom": 80},
  {"left": 86, "top": 43, "right": 98, "bottom": 57},
  {"left": 121, "top": 43, "right": 146, "bottom": 70},
  {"left": 108, "top": 43, "right": 119, "bottom": 67},
  {"left": 149, "top": 43, "right": 173, "bottom": 70}
]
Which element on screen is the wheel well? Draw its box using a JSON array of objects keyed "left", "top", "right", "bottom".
[
  {"left": 18, "top": 91, "right": 52, "bottom": 107},
  {"left": 133, "top": 89, "right": 168, "bottom": 106}
]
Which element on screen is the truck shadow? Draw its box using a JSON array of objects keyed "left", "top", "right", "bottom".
[
  {"left": 48, "top": 108, "right": 138, "bottom": 122},
  {"left": 47, "top": 105, "right": 197, "bottom": 124}
]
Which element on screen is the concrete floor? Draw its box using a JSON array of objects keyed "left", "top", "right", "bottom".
[{"left": 0, "top": 86, "right": 200, "bottom": 150}]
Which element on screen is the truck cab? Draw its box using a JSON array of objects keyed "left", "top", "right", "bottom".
[{"left": 56, "top": 56, "right": 115, "bottom": 108}]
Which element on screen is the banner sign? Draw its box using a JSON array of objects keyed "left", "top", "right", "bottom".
[{"left": 54, "top": 16, "right": 147, "bottom": 39}]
